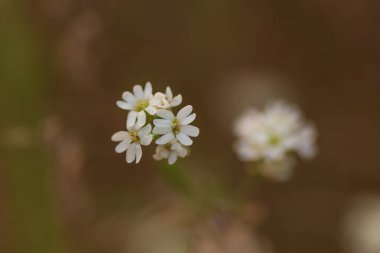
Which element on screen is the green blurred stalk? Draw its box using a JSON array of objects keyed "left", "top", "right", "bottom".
[
  {"left": 0, "top": 3, "right": 64, "bottom": 253},
  {"left": 158, "top": 162, "right": 193, "bottom": 196}
]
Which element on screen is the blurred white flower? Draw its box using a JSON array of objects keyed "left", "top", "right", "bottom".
[
  {"left": 233, "top": 100, "right": 317, "bottom": 180},
  {"left": 343, "top": 196, "right": 380, "bottom": 253},
  {"left": 111, "top": 123, "right": 153, "bottom": 163},
  {"left": 153, "top": 141, "right": 188, "bottom": 165},
  {"left": 154, "top": 87, "right": 182, "bottom": 109},
  {"left": 153, "top": 105, "right": 200, "bottom": 147},
  {"left": 117, "top": 82, "right": 160, "bottom": 127}
]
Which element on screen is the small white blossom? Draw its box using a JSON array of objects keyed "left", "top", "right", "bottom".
[
  {"left": 111, "top": 123, "right": 153, "bottom": 164},
  {"left": 154, "top": 87, "right": 182, "bottom": 109},
  {"left": 234, "top": 100, "right": 317, "bottom": 179},
  {"left": 153, "top": 105, "right": 200, "bottom": 146},
  {"left": 117, "top": 82, "right": 160, "bottom": 127},
  {"left": 153, "top": 141, "right": 188, "bottom": 165}
]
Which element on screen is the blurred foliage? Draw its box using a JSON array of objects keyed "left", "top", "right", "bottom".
[{"left": 0, "top": 3, "right": 64, "bottom": 253}]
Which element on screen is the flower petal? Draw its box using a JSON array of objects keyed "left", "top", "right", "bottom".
[
  {"left": 180, "top": 113, "right": 196, "bottom": 125},
  {"left": 122, "top": 91, "right": 136, "bottom": 103},
  {"left": 135, "top": 144, "right": 142, "bottom": 163},
  {"left": 111, "top": 131, "right": 128, "bottom": 141},
  {"left": 171, "top": 142, "right": 182, "bottom": 151},
  {"left": 168, "top": 152, "right": 177, "bottom": 165},
  {"left": 137, "top": 111, "right": 146, "bottom": 127},
  {"left": 115, "top": 140, "right": 130, "bottom": 153},
  {"left": 150, "top": 97, "right": 161, "bottom": 106},
  {"left": 171, "top": 95, "right": 182, "bottom": 107},
  {"left": 178, "top": 148, "right": 187, "bottom": 158},
  {"left": 116, "top": 101, "right": 133, "bottom": 110},
  {"left": 157, "top": 110, "right": 174, "bottom": 120},
  {"left": 177, "top": 105, "right": 193, "bottom": 121},
  {"left": 153, "top": 119, "right": 172, "bottom": 128},
  {"left": 153, "top": 153, "right": 163, "bottom": 161},
  {"left": 133, "top": 85, "right": 144, "bottom": 99},
  {"left": 155, "top": 145, "right": 169, "bottom": 159},
  {"left": 127, "top": 111, "right": 138, "bottom": 128},
  {"left": 139, "top": 124, "right": 152, "bottom": 137},
  {"left": 180, "top": 125, "right": 199, "bottom": 137},
  {"left": 176, "top": 132, "right": 193, "bottom": 146},
  {"left": 156, "top": 133, "right": 175, "bottom": 145},
  {"left": 140, "top": 134, "right": 153, "bottom": 145},
  {"left": 144, "top": 82, "right": 153, "bottom": 98},
  {"left": 145, "top": 106, "right": 157, "bottom": 115},
  {"left": 126, "top": 143, "right": 136, "bottom": 163},
  {"left": 153, "top": 127, "right": 171, "bottom": 135},
  {"left": 165, "top": 87, "right": 173, "bottom": 99}
]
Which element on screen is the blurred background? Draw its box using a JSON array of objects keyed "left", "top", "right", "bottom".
[{"left": 1, "top": 0, "right": 380, "bottom": 252}]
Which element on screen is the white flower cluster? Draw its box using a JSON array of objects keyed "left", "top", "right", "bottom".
[
  {"left": 112, "top": 82, "right": 199, "bottom": 165},
  {"left": 233, "top": 101, "right": 317, "bottom": 180}
]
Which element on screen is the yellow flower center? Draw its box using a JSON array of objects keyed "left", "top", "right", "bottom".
[
  {"left": 172, "top": 118, "right": 181, "bottom": 134},
  {"left": 135, "top": 99, "right": 149, "bottom": 112},
  {"left": 130, "top": 130, "right": 139, "bottom": 142},
  {"left": 268, "top": 135, "right": 281, "bottom": 146}
]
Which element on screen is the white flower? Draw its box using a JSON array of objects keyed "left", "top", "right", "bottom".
[
  {"left": 343, "top": 196, "right": 380, "bottom": 253},
  {"left": 153, "top": 105, "right": 200, "bottom": 146},
  {"left": 111, "top": 123, "right": 153, "bottom": 164},
  {"left": 234, "top": 101, "right": 317, "bottom": 163},
  {"left": 116, "top": 82, "right": 160, "bottom": 127},
  {"left": 153, "top": 141, "right": 188, "bottom": 165},
  {"left": 153, "top": 87, "right": 182, "bottom": 109}
]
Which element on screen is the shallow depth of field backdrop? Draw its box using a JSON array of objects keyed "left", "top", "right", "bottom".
[{"left": 1, "top": 1, "right": 380, "bottom": 253}]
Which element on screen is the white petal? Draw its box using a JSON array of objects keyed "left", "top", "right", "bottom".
[
  {"left": 178, "top": 148, "right": 187, "bottom": 158},
  {"left": 153, "top": 153, "right": 163, "bottom": 161},
  {"left": 139, "top": 124, "right": 152, "bottom": 137},
  {"left": 153, "top": 127, "right": 171, "bottom": 135},
  {"left": 128, "top": 123, "right": 141, "bottom": 132},
  {"left": 111, "top": 131, "right": 128, "bottom": 141},
  {"left": 145, "top": 106, "right": 157, "bottom": 115},
  {"left": 122, "top": 91, "right": 135, "bottom": 103},
  {"left": 156, "top": 146, "right": 169, "bottom": 158},
  {"left": 168, "top": 152, "right": 177, "bottom": 165},
  {"left": 165, "top": 87, "right": 173, "bottom": 99},
  {"left": 116, "top": 101, "right": 133, "bottom": 110},
  {"left": 127, "top": 111, "right": 138, "bottom": 128},
  {"left": 171, "top": 95, "right": 182, "bottom": 107},
  {"left": 144, "top": 82, "right": 153, "bottom": 98},
  {"left": 135, "top": 144, "right": 142, "bottom": 163},
  {"left": 171, "top": 142, "right": 182, "bottom": 151},
  {"left": 115, "top": 140, "right": 130, "bottom": 153},
  {"left": 154, "top": 91, "right": 165, "bottom": 99},
  {"left": 156, "top": 133, "right": 175, "bottom": 145},
  {"left": 180, "top": 125, "right": 199, "bottom": 137},
  {"left": 150, "top": 97, "right": 161, "bottom": 106},
  {"left": 153, "top": 119, "right": 172, "bottom": 127},
  {"left": 180, "top": 113, "right": 196, "bottom": 125},
  {"left": 140, "top": 134, "right": 153, "bottom": 145},
  {"left": 133, "top": 85, "right": 144, "bottom": 99},
  {"left": 126, "top": 143, "right": 136, "bottom": 163},
  {"left": 176, "top": 133, "right": 193, "bottom": 146},
  {"left": 157, "top": 110, "right": 174, "bottom": 120},
  {"left": 177, "top": 105, "right": 193, "bottom": 121},
  {"left": 137, "top": 111, "right": 146, "bottom": 127}
]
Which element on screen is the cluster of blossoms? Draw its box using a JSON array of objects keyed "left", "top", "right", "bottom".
[
  {"left": 112, "top": 82, "right": 199, "bottom": 165},
  {"left": 233, "top": 101, "right": 317, "bottom": 180}
]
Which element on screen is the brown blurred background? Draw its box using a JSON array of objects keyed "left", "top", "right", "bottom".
[{"left": 1, "top": 0, "right": 380, "bottom": 253}]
